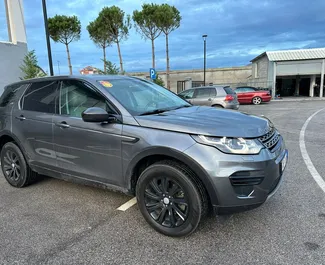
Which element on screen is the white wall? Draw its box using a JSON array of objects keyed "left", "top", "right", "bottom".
[
  {"left": 0, "top": 0, "right": 27, "bottom": 92},
  {"left": 0, "top": 42, "right": 27, "bottom": 90}
]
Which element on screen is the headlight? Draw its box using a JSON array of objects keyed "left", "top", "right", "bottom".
[{"left": 192, "top": 135, "right": 263, "bottom": 154}]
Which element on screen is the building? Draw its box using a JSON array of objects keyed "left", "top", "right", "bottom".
[
  {"left": 80, "top": 66, "right": 101, "bottom": 75},
  {"left": 0, "top": 0, "right": 28, "bottom": 92},
  {"left": 131, "top": 66, "right": 252, "bottom": 93},
  {"left": 250, "top": 48, "right": 325, "bottom": 98}
]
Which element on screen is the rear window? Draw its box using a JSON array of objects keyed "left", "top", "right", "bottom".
[
  {"left": 22, "top": 81, "right": 58, "bottom": 113},
  {"left": 0, "top": 84, "right": 26, "bottom": 107},
  {"left": 223, "top": 87, "right": 235, "bottom": 94}
]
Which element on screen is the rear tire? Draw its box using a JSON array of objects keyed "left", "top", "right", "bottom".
[
  {"left": 1, "top": 142, "right": 37, "bottom": 188},
  {"left": 252, "top": 96, "right": 262, "bottom": 105},
  {"left": 212, "top": 104, "right": 223, "bottom": 108},
  {"left": 136, "top": 160, "right": 207, "bottom": 237}
]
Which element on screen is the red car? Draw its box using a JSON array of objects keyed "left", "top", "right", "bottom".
[{"left": 234, "top": 86, "right": 272, "bottom": 105}]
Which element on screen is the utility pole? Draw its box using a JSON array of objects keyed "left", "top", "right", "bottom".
[
  {"left": 202, "top": 34, "right": 207, "bottom": 86},
  {"left": 42, "top": 0, "right": 54, "bottom": 76}
]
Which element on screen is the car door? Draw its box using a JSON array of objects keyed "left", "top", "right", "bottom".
[
  {"left": 52, "top": 79, "right": 123, "bottom": 186},
  {"left": 11, "top": 80, "right": 59, "bottom": 170},
  {"left": 235, "top": 88, "right": 247, "bottom": 103},
  {"left": 244, "top": 87, "right": 258, "bottom": 102},
  {"left": 191, "top": 87, "right": 214, "bottom": 106}
]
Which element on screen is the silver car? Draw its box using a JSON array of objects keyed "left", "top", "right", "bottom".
[
  {"left": 178, "top": 86, "right": 239, "bottom": 109},
  {"left": 0, "top": 75, "right": 287, "bottom": 237}
]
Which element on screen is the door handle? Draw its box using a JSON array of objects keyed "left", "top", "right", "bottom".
[
  {"left": 208, "top": 98, "right": 212, "bottom": 101},
  {"left": 15, "top": 115, "right": 26, "bottom": 121},
  {"left": 56, "top": 122, "right": 70, "bottom": 129}
]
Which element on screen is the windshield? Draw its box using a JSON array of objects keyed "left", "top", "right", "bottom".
[{"left": 98, "top": 78, "right": 191, "bottom": 115}]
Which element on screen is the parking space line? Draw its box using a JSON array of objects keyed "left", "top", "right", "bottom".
[
  {"left": 116, "top": 197, "right": 137, "bottom": 211},
  {"left": 299, "top": 108, "right": 325, "bottom": 193}
]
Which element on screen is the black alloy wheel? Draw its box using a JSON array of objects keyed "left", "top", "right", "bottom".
[
  {"left": 1, "top": 142, "right": 37, "bottom": 187},
  {"left": 136, "top": 160, "right": 207, "bottom": 237},
  {"left": 144, "top": 177, "right": 189, "bottom": 228},
  {"left": 3, "top": 149, "right": 21, "bottom": 182}
]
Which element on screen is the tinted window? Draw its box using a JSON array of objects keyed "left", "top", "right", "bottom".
[
  {"left": 236, "top": 87, "right": 257, "bottom": 92},
  {"left": 195, "top": 88, "right": 214, "bottom": 98},
  {"left": 59, "top": 80, "right": 107, "bottom": 118},
  {"left": 224, "top": 87, "right": 234, "bottom": 94},
  {"left": 0, "top": 84, "right": 26, "bottom": 107},
  {"left": 245, "top": 87, "right": 257, "bottom": 92},
  {"left": 22, "top": 81, "right": 58, "bottom": 113}
]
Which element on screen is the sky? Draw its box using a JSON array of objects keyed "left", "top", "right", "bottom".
[{"left": 1, "top": 0, "right": 325, "bottom": 75}]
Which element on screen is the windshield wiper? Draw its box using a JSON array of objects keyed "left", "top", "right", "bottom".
[
  {"left": 172, "top": 104, "right": 191, "bottom": 110},
  {"left": 139, "top": 105, "right": 191, "bottom": 116},
  {"left": 139, "top": 109, "right": 168, "bottom": 116}
]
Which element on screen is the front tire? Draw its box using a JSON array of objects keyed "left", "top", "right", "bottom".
[
  {"left": 252, "top": 96, "right": 262, "bottom": 105},
  {"left": 1, "top": 142, "right": 37, "bottom": 188},
  {"left": 136, "top": 161, "right": 205, "bottom": 237}
]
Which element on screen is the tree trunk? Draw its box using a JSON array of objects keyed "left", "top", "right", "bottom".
[
  {"left": 151, "top": 38, "right": 155, "bottom": 69},
  {"left": 116, "top": 40, "right": 124, "bottom": 74},
  {"left": 165, "top": 34, "right": 170, "bottom": 90},
  {"left": 103, "top": 46, "right": 106, "bottom": 72},
  {"left": 66, "top": 43, "right": 72, "bottom": 75}
]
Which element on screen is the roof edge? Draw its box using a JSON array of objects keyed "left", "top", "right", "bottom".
[{"left": 250, "top": 52, "right": 267, "bottom": 62}]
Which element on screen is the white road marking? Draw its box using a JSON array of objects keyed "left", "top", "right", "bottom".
[
  {"left": 116, "top": 197, "right": 137, "bottom": 211},
  {"left": 299, "top": 108, "right": 325, "bottom": 193}
]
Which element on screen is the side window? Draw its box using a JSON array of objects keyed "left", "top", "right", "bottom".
[
  {"left": 22, "top": 81, "right": 58, "bottom": 113},
  {"left": 245, "top": 88, "right": 256, "bottom": 92},
  {"left": 195, "top": 88, "right": 212, "bottom": 98},
  {"left": 180, "top": 89, "right": 194, "bottom": 99},
  {"left": 0, "top": 84, "right": 26, "bottom": 107},
  {"left": 59, "top": 80, "right": 107, "bottom": 118},
  {"left": 209, "top": 88, "right": 216, "bottom": 97},
  {"left": 235, "top": 88, "right": 244, "bottom": 93}
]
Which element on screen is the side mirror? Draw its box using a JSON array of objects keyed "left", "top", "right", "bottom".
[{"left": 82, "top": 107, "right": 116, "bottom": 123}]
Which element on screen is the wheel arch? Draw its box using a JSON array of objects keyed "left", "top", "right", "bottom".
[
  {"left": 0, "top": 132, "right": 28, "bottom": 160},
  {"left": 126, "top": 147, "right": 219, "bottom": 206}
]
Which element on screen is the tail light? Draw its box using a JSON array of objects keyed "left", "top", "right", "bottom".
[{"left": 225, "top": 95, "right": 234, "bottom": 102}]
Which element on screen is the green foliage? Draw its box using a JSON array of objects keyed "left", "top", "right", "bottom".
[
  {"left": 133, "top": 4, "right": 162, "bottom": 41},
  {"left": 156, "top": 4, "right": 181, "bottom": 35},
  {"left": 48, "top": 15, "right": 81, "bottom": 45},
  {"left": 87, "top": 18, "right": 112, "bottom": 49},
  {"left": 153, "top": 74, "right": 165, "bottom": 87},
  {"left": 99, "top": 59, "right": 120, "bottom": 75},
  {"left": 97, "top": 6, "right": 131, "bottom": 43},
  {"left": 20, "top": 50, "right": 46, "bottom": 80}
]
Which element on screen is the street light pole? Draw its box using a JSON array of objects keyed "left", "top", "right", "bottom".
[
  {"left": 42, "top": 0, "right": 54, "bottom": 76},
  {"left": 202, "top": 35, "right": 207, "bottom": 86}
]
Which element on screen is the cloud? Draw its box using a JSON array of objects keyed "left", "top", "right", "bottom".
[{"left": 19, "top": 0, "right": 325, "bottom": 74}]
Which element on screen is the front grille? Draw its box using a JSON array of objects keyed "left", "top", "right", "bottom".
[{"left": 259, "top": 126, "right": 280, "bottom": 151}]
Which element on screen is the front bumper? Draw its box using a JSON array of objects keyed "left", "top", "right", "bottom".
[{"left": 184, "top": 136, "right": 288, "bottom": 215}]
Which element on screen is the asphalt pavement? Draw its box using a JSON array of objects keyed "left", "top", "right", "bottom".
[{"left": 1, "top": 101, "right": 325, "bottom": 265}]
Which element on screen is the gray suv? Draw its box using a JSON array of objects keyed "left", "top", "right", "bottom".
[
  {"left": 0, "top": 76, "right": 288, "bottom": 237},
  {"left": 178, "top": 86, "right": 239, "bottom": 109}
]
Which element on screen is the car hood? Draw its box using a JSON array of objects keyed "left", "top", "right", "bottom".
[{"left": 134, "top": 106, "right": 271, "bottom": 138}]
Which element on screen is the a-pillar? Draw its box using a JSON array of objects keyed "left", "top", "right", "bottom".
[
  {"left": 310, "top": 75, "right": 316, "bottom": 97},
  {"left": 320, "top": 59, "right": 325, "bottom": 98}
]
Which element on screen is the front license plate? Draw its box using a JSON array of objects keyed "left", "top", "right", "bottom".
[{"left": 281, "top": 152, "right": 288, "bottom": 172}]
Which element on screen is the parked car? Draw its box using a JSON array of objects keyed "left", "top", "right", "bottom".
[
  {"left": 234, "top": 86, "right": 272, "bottom": 105},
  {"left": 0, "top": 76, "right": 288, "bottom": 237},
  {"left": 178, "top": 86, "right": 239, "bottom": 110}
]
